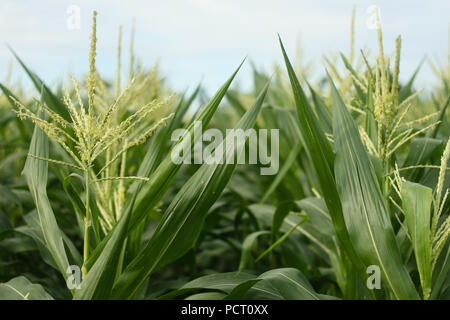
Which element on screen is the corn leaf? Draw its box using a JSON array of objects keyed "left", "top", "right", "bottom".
[
  {"left": 401, "top": 181, "right": 432, "bottom": 298},
  {"left": 249, "top": 268, "right": 321, "bottom": 300},
  {"left": 0, "top": 276, "right": 53, "bottom": 300},
  {"left": 331, "top": 75, "right": 419, "bottom": 299},
  {"left": 111, "top": 81, "right": 270, "bottom": 299},
  {"left": 22, "top": 114, "right": 70, "bottom": 280},
  {"left": 163, "top": 268, "right": 328, "bottom": 300},
  {"left": 279, "top": 36, "right": 365, "bottom": 275}
]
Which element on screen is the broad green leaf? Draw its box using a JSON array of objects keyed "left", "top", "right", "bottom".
[
  {"left": 185, "top": 292, "right": 226, "bottom": 300},
  {"left": 401, "top": 181, "right": 433, "bottom": 298},
  {"left": 331, "top": 75, "right": 419, "bottom": 299},
  {"left": 0, "top": 276, "right": 53, "bottom": 300},
  {"left": 248, "top": 268, "right": 321, "bottom": 300},
  {"left": 16, "top": 211, "right": 83, "bottom": 273},
  {"left": 297, "top": 197, "right": 333, "bottom": 236},
  {"left": 160, "top": 272, "right": 256, "bottom": 299},
  {"left": 163, "top": 268, "right": 329, "bottom": 300},
  {"left": 224, "top": 279, "right": 261, "bottom": 300},
  {"left": 15, "top": 211, "right": 62, "bottom": 270},
  {"left": 279, "top": 36, "right": 365, "bottom": 276},
  {"left": 111, "top": 81, "right": 270, "bottom": 299},
  {"left": 22, "top": 114, "right": 70, "bottom": 280}
]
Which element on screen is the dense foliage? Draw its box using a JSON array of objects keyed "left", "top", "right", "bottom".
[{"left": 0, "top": 9, "right": 448, "bottom": 300}]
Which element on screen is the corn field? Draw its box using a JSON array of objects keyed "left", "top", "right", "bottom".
[{"left": 0, "top": 7, "right": 449, "bottom": 301}]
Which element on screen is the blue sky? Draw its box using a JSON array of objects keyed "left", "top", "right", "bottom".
[{"left": 0, "top": 0, "right": 448, "bottom": 94}]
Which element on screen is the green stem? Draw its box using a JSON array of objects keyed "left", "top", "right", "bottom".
[{"left": 82, "top": 169, "right": 91, "bottom": 277}]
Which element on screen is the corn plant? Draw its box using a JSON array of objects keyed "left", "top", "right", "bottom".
[{"left": 0, "top": 8, "right": 448, "bottom": 300}]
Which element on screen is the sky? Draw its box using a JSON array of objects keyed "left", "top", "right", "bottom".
[{"left": 0, "top": 0, "right": 448, "bottom": 95}]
